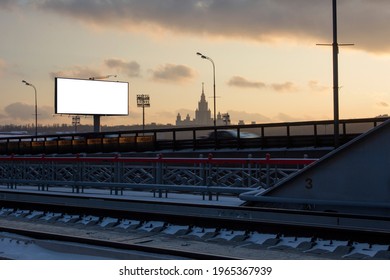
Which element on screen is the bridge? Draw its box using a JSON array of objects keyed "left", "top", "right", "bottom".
[
  {"left": 0, "top": 154, "right": 315, "bottom": 200},
  {"left": 0, "top": 117, "right": 387, "bottom": 155},
  {"left": 1, "top": 116, "right": 389, "bottom": 216},
  {"left": 1, "top": 116, "right": 390, "bottom": 258}
]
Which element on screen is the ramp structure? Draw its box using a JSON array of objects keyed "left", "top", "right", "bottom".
[{"left": 241, "top": 120, "right": 390, "bottom": 216}]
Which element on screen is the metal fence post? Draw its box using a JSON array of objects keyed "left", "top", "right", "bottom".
[
  {"left": 247, "top": 154, "right": 252, "bottom": 187},
  {"left": 156, "top": 154, "right": 163, "bottom": 184},
  {"left": 39, "top": 154, "right": 46, "bottom": 191},
  {"left": 114, "top": 154, "right": 121, "bottom": 183},
  {"left": 156, "top": 154, "right": 163, "bottom": 197},
  {"left": 9, "top": 155, "right": 16, "bottom": 189},
  {"left": 199, "top": 154, "right": 207, "bottom": 185},
  {"left": 207, "top": 153, "right": 213, "bottom": 187},
  {"left": 266, "top": 153, "right": 271, "bottom": 189},
  {"left": 73, "top": 154, "right": 82, "bottom": 193}
]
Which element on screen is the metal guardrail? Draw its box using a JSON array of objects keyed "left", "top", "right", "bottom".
[
  {"left": 0, "top": 117, "right": 387, "bottom": 154},
  {"left": 0, "top": 154, "right": 316, "bottom": 200}
]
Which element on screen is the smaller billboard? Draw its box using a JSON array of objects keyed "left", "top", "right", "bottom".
[{"left": 55, "top": 77, "right": 129, "bottom": 115}]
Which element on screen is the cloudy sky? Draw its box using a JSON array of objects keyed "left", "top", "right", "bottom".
[{"left": 1, "top": 0, "right": 390, "bottom": 127}]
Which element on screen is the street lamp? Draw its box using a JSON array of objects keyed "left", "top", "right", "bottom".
[
  {"left": 197, "top": 52, "right": 216, "bottom": 127},
  {"left": 22, "top": 80, "right": 38, "bottom": 137},
  {"left": 89, "top": 74, "right": 117, "bottom": 80}
]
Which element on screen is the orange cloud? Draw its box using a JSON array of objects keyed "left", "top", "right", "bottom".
[
  {"left": 271, "top": 82, "right": 299, "bottom": 93},
  {"left": 151, "top": 64, "right": 195, "bottom": 83},
  {"left": 50, "top": 66, "right": 101, "bottom": 80},
  {"left": 228, "top": 76, "right": 298, "bottom": 93},
  {"left": 227, "top": 76, "right": 266, "bottom": 89},
  {"left": 105, "top": 59, "right": 141, "bottom": 78}
]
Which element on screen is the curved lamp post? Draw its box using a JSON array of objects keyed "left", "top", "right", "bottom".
[
  {"left": 22, "top": 80, "right": 38, "bottom": 137},
  {"left": 89, "top": 74, "right": 117, "bottom": 80},
  {"left": 197, "top": 52, "right": 216, "bottom": 127}
]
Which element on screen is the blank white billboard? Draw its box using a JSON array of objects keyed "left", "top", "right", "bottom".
[{"left": 55, "top": 77, "right": 129, "bottom": 115}]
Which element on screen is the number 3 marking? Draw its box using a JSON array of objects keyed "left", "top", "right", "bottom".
[{"left": 305, "top": 178, "right": 313, "bottom": 189}]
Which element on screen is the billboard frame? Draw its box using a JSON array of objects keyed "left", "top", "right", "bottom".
[{"left": 54, "top": 77, "right": 129, "bottom": 116}]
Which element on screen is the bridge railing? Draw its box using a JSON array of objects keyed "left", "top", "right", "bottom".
[
  {"left": 0, "top": 117, "right": 387, "bottom": 154},
  {"left": 0, "top": 154, "right": 316, "bottom": 200}
]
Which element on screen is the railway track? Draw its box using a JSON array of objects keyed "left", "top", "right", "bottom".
[
  {"left": 0, "top": 190, "right": 389, "bottom": 259},
  {"left": 0, "top": 218, "right": 231, "bottom": 260}
]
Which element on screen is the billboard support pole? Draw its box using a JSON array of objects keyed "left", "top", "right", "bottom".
[
  {"left": 93, "top": 115, "right": 101, "bottom": 133},
  {"left": 142, "top": 105, "right": 145, "bottom": 131}
]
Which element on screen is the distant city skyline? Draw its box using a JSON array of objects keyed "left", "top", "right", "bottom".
[
  {"left": 176, "top": 84, "right": 227, "bottom": 126},
  {"left": 1, "top": 1, "right": 390, "bottom": 128}
]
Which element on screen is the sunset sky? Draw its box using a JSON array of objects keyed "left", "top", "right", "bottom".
[{"left": 1, "top": 0, "right": 390, "bottom": 127}]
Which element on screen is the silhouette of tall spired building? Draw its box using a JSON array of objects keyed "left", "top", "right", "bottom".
[{"left": 176, "top": 84, "right": 224, "bottom": 126}]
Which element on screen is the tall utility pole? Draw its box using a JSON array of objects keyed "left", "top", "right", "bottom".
[
  {"left": 72, "top": 115, "right": 80, "bottom": 132},
  {"left": 317, "top": 0, "right": 353, "bottom": 147}
]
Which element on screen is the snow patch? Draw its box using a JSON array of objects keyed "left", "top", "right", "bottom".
[
  {"left": 245, "top": 232, "right": 278, "bottom": 245},
  {"left": 40, "top": 212, "right": 62, "bottom": 221},
  {"left": 99, "top": 217, "right": 118, "bottom": 227},
  {"left": 344, "top": 243, "right": 389, "bottom": 258},
  {"left": 25, "top": 211, "right": 44, "bottom": 219},
  {"left": 115, "top": 219, "right": 141, "bottom": 229},
  {"left": 187, "top": 227, "right": 216, "bottom": 238},
  {"left": 138, "top": 221, "right": 165, "bottom": 232},
  {"left": 77, "top": 215, "right": 99, "bottom": 225},
  {"left": 213, "top": 229, "right": 246, "bottom": 241},
  {"left": 306, "top": 240, "right": 348, "bottom": 253},
  {"left": 163, "top": 225, "right": 189, "bottom": 235},
  {"left": 57, "top": 214, "right": 80, "bottom": 223}
]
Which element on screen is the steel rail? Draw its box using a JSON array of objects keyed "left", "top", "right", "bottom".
[
  {"left": 0, "top": 154, "right": 316, "bottom": 165},
  {"left": 0, "top": 221, "right": 237, "bottom": 260},
  {"left": 0, "top": 190, "right": 389, "bottom": 244}
]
